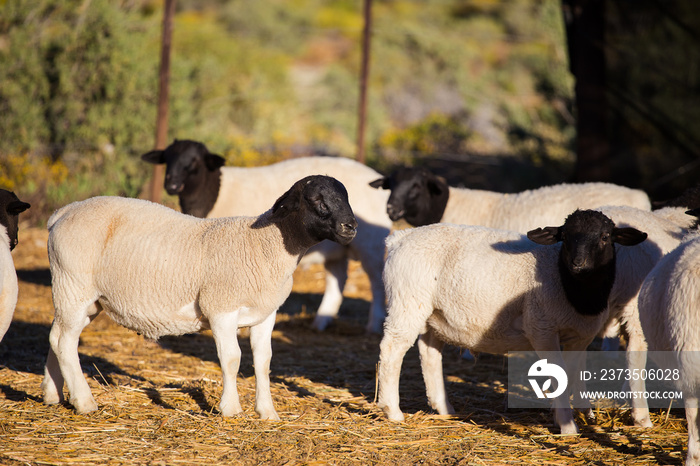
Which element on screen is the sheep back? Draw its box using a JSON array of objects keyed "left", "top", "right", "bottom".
[
  {"left": 48, "top": 197, "right": 296, "bottom": 339},
  {"left": 211, "top": 156, "right": 390, "bottom": 226},
  {"left": 443, "top": 182, "right": 651, "bottom": 233}
]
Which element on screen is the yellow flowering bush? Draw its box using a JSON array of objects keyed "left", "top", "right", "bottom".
[{"left": 0, "top": 154, "right": 68, "bottom": 192}]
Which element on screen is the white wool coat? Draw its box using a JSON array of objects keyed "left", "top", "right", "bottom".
[
  {"left": 0, "top": 226, "right": 18, "bottom": 342},
  {"left": 207, "top": 156, "right": 391, "bottom": 333},
  {"left": 442, "top": 182, "right": 651, "bottom": 232}
]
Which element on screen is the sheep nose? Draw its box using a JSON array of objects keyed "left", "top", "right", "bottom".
[
  {"left": 165, "top": 181, "right": 184, "bottom": 194},
  {"left": 572, "top": 257, "right": 586, "bottom": 269},
  {"left": 387, "top": 204, "right": 405, "bottom": 221},
  {"left": 341, "top": 221, "right": 357, "bottom": 236}
]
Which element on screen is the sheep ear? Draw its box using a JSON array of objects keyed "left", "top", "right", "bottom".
[
  {"left": 141, "top": 150, "right": 165, "bottom": 164},
  {"left": 612, "top": 227, "right": 647, "bottom": 246},
  {"left": 427, "top": 175, "right": 447, "bottom": 196},
  {"left": 369, "top": 177, "right": 388, "bottom": 189},
  {"left": 269, "top": 184, "right": 302, "bottom": 222},
  {"left": 527, "top": 226, "right": 562, "bottom": 245},
  {"left": 204, "top": 153, "right": 226, "bottom": 170},
  {"left": 7, "top": 200, "right": 30, "bottom": 215}
]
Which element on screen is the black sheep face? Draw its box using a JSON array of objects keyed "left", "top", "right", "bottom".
[
  {"left": 141, "top": 139, "right": 225, "bottom": 195},
  {"left": 528, "top": 209, "right": 648, "bottom": 278},
  {"left": 528, "top": 209, "right": 647, "bottom": 316},
  {"left": 560, "top": 211, "right": 618, "bottom": 277},
  {"left": 270, "top": 175, "right": 358, "bottom": 246},
  {"left": 0, "top": 190, "right": 30, "bottom": 251},
  {"left": 369, "top": 167, "right": 448, "bottom": 226}
]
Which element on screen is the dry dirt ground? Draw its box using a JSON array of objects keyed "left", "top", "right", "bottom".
[{"left": 0, "top": 228, "right": 689, "bottom": 465}]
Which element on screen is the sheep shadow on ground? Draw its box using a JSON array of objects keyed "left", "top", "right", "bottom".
[
  {"left": 155, "top": 293, "right": 380, "bottom": 408},
  {"left": 16, "top": 267, "right": 51, "bottom": 286},
  {"left": 0, "top": 320, "right": 146, "bottom": 403}
]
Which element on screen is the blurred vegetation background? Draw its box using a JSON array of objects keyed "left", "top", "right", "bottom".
[{"left": 0, "top": 0, "right": 698, "bottom": 225}]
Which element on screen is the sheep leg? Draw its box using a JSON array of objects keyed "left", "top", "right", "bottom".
[
  {"left": 357, "top": 241, "right": 387, "bottom": 335},
  {"left": 686, "top": 397, "right": 700, "bottom": 466},
  {"left": 534, "top": 341, "right": 578, "bottom": 434},
  {"left": 377, "top": 329, "right": 420, "bottom": 421},
  {"left": 41, "top": 324, "right": 64, "bottom": 405},
  {"left": 599, "top": 318, "right": 621, "bottom": 352},
  {"left": 249, "top": 310, "right": 280, "bottom": 421},
  {"left": 210, "top": 311, "right": 245, "bottom": 417},
  {"left": 564, "top": 347, "right": 593, "bottom": 421},
  {"left": 47, "top": 301, "right": 101, "bottom": 414},
  {"left": 625, "top": 322, "right": 654, "bottom": 427},
  {"left": 417, "top": 328, "right": 454, "bottom": 415},
  {"left": 312, "top": 257, "right": 348, "bottom": 332}
]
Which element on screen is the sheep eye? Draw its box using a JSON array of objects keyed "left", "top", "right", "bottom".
[
  {"left": 316, "top": 202, "right": 330, "bottom": 217},
  {"left": 601, "top": 234, "right": 610, "bottom": 243}
]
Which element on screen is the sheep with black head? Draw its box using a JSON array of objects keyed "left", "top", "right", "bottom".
[
  {"left": 142, "top": 140, "right": 391, "bottom": 333},
  {"left": 43, "top": 176, "right": 356, "bottom": 419},
  {"left": 369, "top": 166, "right": 651, "bottom": 230},
  {"left": 377, "top": 209, "right": 646, "bottom": 434}
]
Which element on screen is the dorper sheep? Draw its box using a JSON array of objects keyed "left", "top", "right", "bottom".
[
  {"left": 591, "top": 205, "right": 700, "bottom": 366},
  {"left": 377, "top": 210, "right": 647, "bottom": 434},
  {"left": 369, "top": 166, "right": 651, "bottom": 230},
  {"left": 142, "top": 140, "right": 391, "bottom": 333},
  {"left": 634, "top": 233, "right": 700, "bottom": 465},
  {"left": 42, "top": 176, "right": 357, "bottom": 419},
  {"left": 0, "top": 190, "right": 30, "bottom": 343}
]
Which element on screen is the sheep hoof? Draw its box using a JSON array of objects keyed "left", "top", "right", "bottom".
[
  {"left": 558, "top": 421, "right": 579, "bottom": 435},
  {"left": 219, "top": 403, "right": 244, "bottom": 418},
  {"left": 580, "top": 408, "right": 595, "bottom": 422},
  {"left": 72, "top": 398, "right": 98, "bottom": 414},
  {"left": 634, "top": 416, "right": 653, "bottom": 428},
  {"left": 42, "top": 388, "right": 63, "bottom": 405},
  {"left": 258, "top": 410, "right": 280, "bottom": 421},
  {"left": 381, "top": 407, "right": 405, "bottom": 422},
  {"left": 312, "top": 315, "right": 334, "bottom": 332}
]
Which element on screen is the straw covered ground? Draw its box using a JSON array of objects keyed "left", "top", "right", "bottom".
[{"left": 0, "top": 228, "right": 689, "bottom": 465}]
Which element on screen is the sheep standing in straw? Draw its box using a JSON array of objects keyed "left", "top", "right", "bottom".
[
  {"left": 42, "top": 176, "right": 357, "bottom": 419},
  {"left": 377, "top": 210, "right": 647, "bottom": 433},
  {"left": 142, "top": 140, "right": 391, "bottom": 333},
  {"left": 632, "top": 232, "right": 700, "bottom": 465}
]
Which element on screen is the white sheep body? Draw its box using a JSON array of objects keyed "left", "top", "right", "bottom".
[
  {"left": 48, "top": 198, "right": 294, "bottom": 338},
  {"left": 209, "top": 156, "right": 391, "bottom": 333},
  {"left": 0, "top": 227, "right": 18, "bottom": 342},
  {"left": 378, "top": 223, "right": 609, "bottom": 434},
  {"left": 210, "top": 157, "right": 388, "bottom": 222},
  {"left": 382, "top": 225, "right": 605, "bottom": 350},
  {"left": 442, "top": 182, "right": 652, "bottom": 231},
  {"left": 598, "top": 205, "right": 693, "bottom": 324},
  {"left": 596, "top": 206, "right": 696, "bottom": 406},
  {"left": 635, "top": 236, "right": 700, "bottom": 465},
  {"left": 42, "top": 180, "right": 356, "bottom": 419},
  {"left": 558, "top": 205, "right": 698, "bottom": 429}
]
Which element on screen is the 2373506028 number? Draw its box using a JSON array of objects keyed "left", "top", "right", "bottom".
[{"left": 598, "top": 368, "right": 680, "bottom": 381}]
